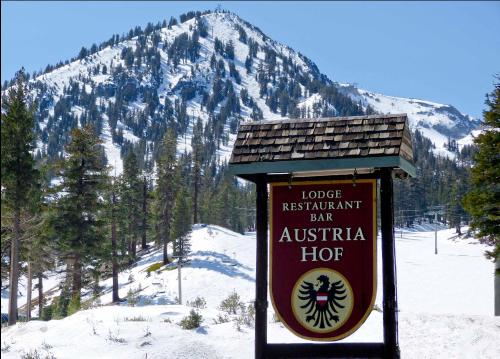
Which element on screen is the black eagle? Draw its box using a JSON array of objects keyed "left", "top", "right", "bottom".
[{"left": 298, "top": 274, "right": 347, "bottom": 329}]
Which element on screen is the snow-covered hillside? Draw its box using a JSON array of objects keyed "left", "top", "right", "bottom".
[
  {"left": 1, "top": 224, "right": 499, "bottom": 358},
  {"left": 2, "top": 10, "right": 481, "bottom": 176},
  {"left": 341, "top": 84, "right": 481, "bottom": 157},
  {"left": 18, "top": 11, "right": 328, "bottom": 175}
]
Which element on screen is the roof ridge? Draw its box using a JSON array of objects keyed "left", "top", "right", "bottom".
[{"left": 241, "top": 114, "right": 407, "bottom": 126}]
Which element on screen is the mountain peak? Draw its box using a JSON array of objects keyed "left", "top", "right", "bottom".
[{"left": 3, "top": 9, "right": 479, "bottom": 174}]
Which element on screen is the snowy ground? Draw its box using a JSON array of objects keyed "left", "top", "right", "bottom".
[{"left": 1, "top": 224, "right": 499, "bottom": 358}]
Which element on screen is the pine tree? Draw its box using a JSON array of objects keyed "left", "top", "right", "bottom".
[
  {"left": 245, "top": 55, "right": 252, "bottom": 74},
  {"left": 155, "top": 128, "right": 178, "bottom": 264},
  {"left": 121, "top": 151, "right": 142, "bottom": 259},
  {"left": 447, "top": 178, "right": 467, "bottom": 235},
  {"left": 463, "top": 79, "right": 500, "bottom": 260},
  {"left": 106, "top": 177, "right": 124, "bottom": 303},
  {"left": 463, "top": 79, "right": 500, "bottom": 316},
  {"left": 51, "top": 125, "right": 108, "bottom": 300},
  {"left": 140, "top": 175, "right": 150, "bottom": 249},
  {"left": 225, "top": 40, "right": 235, "bottom": 60},
  {"left": 198, "top": 162, "right": 216, "bottom": 225},
  {"left": 20, "top": 177, "right": 53, "bottom": 321},
  {"left": 1, "top": 69, "right": 38, "bottom": 325},
  {"left": 191, "top": 118, "right": 204, "bottom": 223},
  {"left": 172, "top": 187, "right": 192, "bottom": 260},
  {"left": 213, "top": 179, "right": 231, "bottom": 229},
  {"left": 1, "top": 202, "right": 12, "bottom": 293}
]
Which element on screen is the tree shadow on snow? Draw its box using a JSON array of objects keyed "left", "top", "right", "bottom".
[
  {"left": 196, "top": 326, "right": 208, "bottom": 334},
  {"left": 189, "top": 251, "right": 255, "bottom": 282}
]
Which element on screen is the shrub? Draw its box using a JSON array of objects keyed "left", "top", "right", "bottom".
[
  {"left": 41, "top": 342, "right": 52, "bottom": 350},
  {"left": 213, "top": 313, "right": 230, "bottom": 324},
  {"left": 1, "top": 341, "right": 11, "bottom": 352},
  {"left": 219, "top": 291, "right": 243, "bottom": 315},
  {"left": 146, "top": 262, "right": 163, "bottom": 274},
  {"left": 127, "top": 273, "right": 134, "bottom": 283},
  {"left": 127, "top": 288, "right": 138, "bottom": 307},
  {"left": 179, "top": 309, "right": 203, "bottom": 329},
  {"left": 87, "top": 318, "right": 98, "bottom": 335},
  {"left": 53, "top": 288, "right": 71, "bottom": 319},
  {"left": 20, "top": 349, "right": 56, "bottom": 359},
  {"left": 242, "top": 303, "right": 255, "bottom": 326},
  {"left": 81, "top": 294, "right": 101, "bottom": 310},
  {"left": 234, "top": 303, "right": 255, "bottom": 330},
  {"left": 125, "top": 316, "right": 147, "bottom": 322},
  {"left": 234, "top": 316, "right": 243, "bottom": 331},
  {"left": 107, "top": 329, "right": 126, "bottom": 343},
  {"left": 187, "top": 296, "right": 206, "bottom": 309},
  {"left": 41, "top": 304, "right": 53, "bottom": 321},
  {"left": 67, "top": 294, "right": 81, "bottom": 316}
]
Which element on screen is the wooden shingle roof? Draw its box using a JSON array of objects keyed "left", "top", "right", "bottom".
[{"left": 229, "top": 114, "right": 415, "bottom": 178}]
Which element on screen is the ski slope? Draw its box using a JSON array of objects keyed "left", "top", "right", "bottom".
[
  {"left": 341, "top": 85, "right": 481, "bottom": 158},
  {"left": 1, "top": 224, "right": 499, "bottom": 358}
]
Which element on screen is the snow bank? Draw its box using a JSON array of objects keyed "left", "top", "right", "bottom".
[{"left": 2, "top": 226, "right": 498, "bottom": 358}]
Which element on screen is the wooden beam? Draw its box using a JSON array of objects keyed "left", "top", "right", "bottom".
[
  {"left": 229, "top": 156, "right": 416, "bottom": 178},
  {"left": 255, "top": 175, "right": 269, "bottom": 359},
  {"left": 249, "top": 170, "right": 401, "bottom": 358},
  {"left": 398, "top": 157, "right": 416, "bottom": 178},
  {"left": 266, "top": 343, "right": 385, "bottom": 358},
  {"left": 259, "top": 172, "right": 381, "bottom": 184},
  {"left": 380, "top": 168, "right": 400, "bottom": 358}
]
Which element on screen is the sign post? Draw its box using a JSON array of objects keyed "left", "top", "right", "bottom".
[
  {"left": 255, "top": 175, "right": 268, "bottom": 359},
  {"left": 380, "top": 168, "right": 399, "bottom": 358},
  {"left": 229, "top": 114, "right": 415, "bottom": 358},
  {"left": 172, "top": 255, "right": 183, "bottom": 305}
]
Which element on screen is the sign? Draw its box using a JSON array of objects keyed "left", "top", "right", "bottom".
[{"left": 270, "top": 179, "right": 377, "bottom": 341}]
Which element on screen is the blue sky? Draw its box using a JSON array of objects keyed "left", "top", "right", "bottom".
[{"left": 2, "top": 1, "right": 499, "bottom": 118}]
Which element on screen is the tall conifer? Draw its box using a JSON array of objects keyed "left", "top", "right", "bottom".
[
  {"left": 122, "top": 151, "right": 142, "bottom": 259},
  {"left": 51, "top": 125, "right": 107, "bottom": 299},
  {"left": 155, "top": 128, "right": 177, "bottom": 264},
  {"left": 463, "top": 79, "right": 500, "bottom": 259},
  {"left": 1, "top": 69, "right": 37, "bottom": 325},
  {"left": 106, "top": 177, "right": 123, "bottom": 303},
  {"left": 172, "top": 187, "right": 192, "bottom": 260},
  {"left": 191, "top": 118, "right": 204, "bottom": 223},
  {"left": 463, "top": 79, "right": 499, "bottom": 315},
  {"left": 20, "top": 177, "right": 53, "bottom": 321},
  {"left": 140, "top": 175, "right": 150, "bottom": 249}
]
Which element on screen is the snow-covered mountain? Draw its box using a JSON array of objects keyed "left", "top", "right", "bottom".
[
  {"left": 4, "top": 10, "right": 481, "bottom": 174},
  {"left": 341, "top": 85, "right": 481, "bottom": 157}
]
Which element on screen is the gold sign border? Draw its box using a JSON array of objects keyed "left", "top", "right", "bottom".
[{"left": 269, "top": 179, "right": 377, "bottom": 341}]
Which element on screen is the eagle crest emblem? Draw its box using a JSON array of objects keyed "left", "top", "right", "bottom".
[{"left": 292, "top": 268, "right": 353, "bottom": 333}]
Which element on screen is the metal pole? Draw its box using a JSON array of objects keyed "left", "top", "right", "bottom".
[
  {"left": 380, "top": 168, "right": 400, "bottom": 359},
  {"left": 255, "top": 175, "right": 268, "bottom": 359},
  {"left": 434, "top": 212, "right": 438, "bottom": 255},
  {"left": 495, "top": 257, "right": 500, "bottom": 316},
  {"left": 400, "top": 209, "right": 403, "bottom": 239},
  {"left": 178, "top": 260, "right": 182, "bottom": 305}
]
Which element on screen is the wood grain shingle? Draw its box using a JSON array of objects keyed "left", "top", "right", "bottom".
[{"left": 229, "top": 114, "right": 414, "bottom": 165}]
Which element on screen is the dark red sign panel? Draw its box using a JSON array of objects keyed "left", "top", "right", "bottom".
[{"left": 270, "top": 179, "right": 377, "bottom": 341}]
